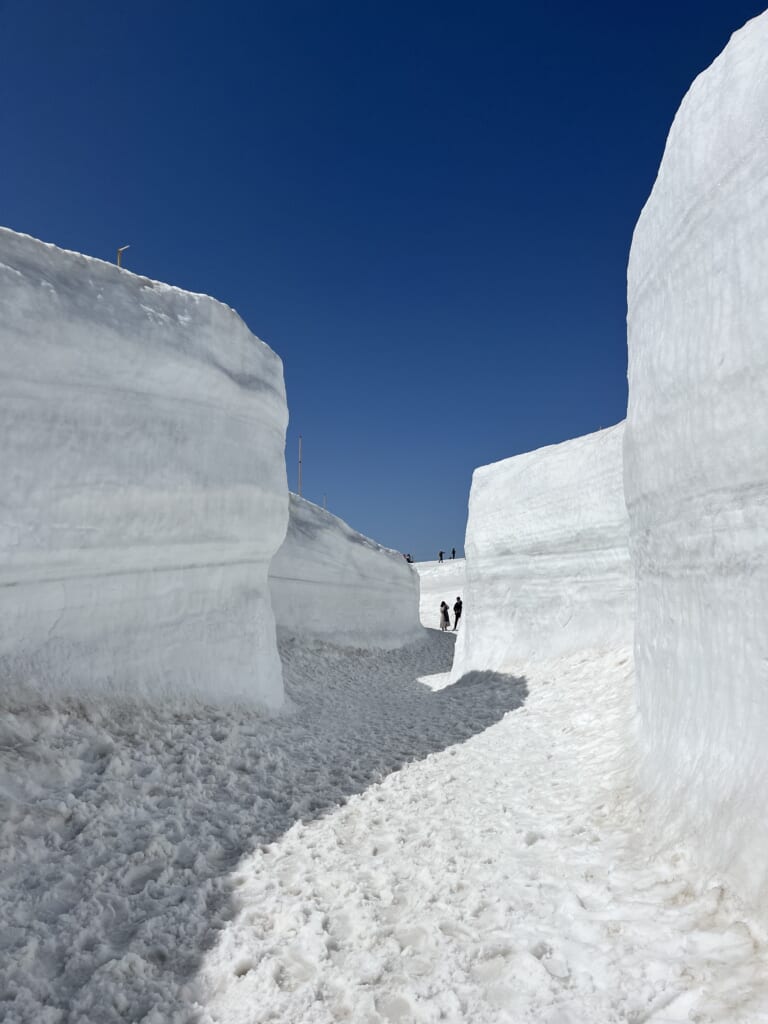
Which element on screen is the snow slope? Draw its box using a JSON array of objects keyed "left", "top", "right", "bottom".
[
  {"left": 0, "top": 228, "right": 288, "bottom": 708},
  {"left": 413, "top": 559, "right": 465, "bottom": 628},
  {"left": 625, "top": 11, "right": 768, "bottom": 901},
  {"left": 269, "top": 494, "right": 424, "bottom": 649},
  {"left": 452, "top": 423, "right": 633, "bottom": 679}
]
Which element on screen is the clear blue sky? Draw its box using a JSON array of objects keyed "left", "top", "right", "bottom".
[{"left": 1, "top": 1, "right": 763, "bottom": 560}]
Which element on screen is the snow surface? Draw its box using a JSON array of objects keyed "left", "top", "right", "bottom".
[
  {"left": 4, "top": 638, "right": 768, "bottom": 1022},
  {"left": 0, "top": 228, "right": 288, "bottom": 708},
  {"left": 452, "top": 424, "right": 633, "bottom": 679},
  {"left": 625, "top": 10, "right": 768, "bottom": 902},
  {"left": 412, "top": 559, "right": 465, "bottom": 629},
  {"left": 269, "top": 494, "right": 424, "bottom": 649}
]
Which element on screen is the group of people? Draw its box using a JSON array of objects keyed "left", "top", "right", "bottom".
[
  {"left": 437, "top": 548, "right": 456, "bottom": 562},
  {"left": 440, "top": 597, "right": 462, "bottom": 631}
]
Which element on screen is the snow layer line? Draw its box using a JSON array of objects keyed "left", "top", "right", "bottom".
[
  {"left": 0, "top": 227, "right": 289, "bottom": 707},
  {"left": 269, "top": 493, "right": 424, "bottom": 649},
  {"left": 625, "top": 11, "right": 768, "bottom": 899},
  {"left": 452, "top": 423, "right": 633, "bottom": 678}
]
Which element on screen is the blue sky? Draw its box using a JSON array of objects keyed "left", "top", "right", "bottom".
[{"left": 1, "top": 1, "right": 763, "bottom": 560}]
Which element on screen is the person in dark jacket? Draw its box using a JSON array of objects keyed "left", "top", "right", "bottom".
[{"left": 452, "top": 597, "right": 463, "bottom": 630}]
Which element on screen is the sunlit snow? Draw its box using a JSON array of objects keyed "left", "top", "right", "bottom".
[{"left": 2, "top": 8, "right": 768, "bottom": 1024}]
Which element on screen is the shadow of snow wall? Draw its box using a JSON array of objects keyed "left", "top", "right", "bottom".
[
  {"left": 269, "top": 493, "right": 425, "bottom": 649},
  {"left": 452, "top": 422, "right": 633, "bottom": 681},
  {"left": 0, "top": 227, "right": 289, "bottom": 708},
  {"left": 625, "top": 11, "right": 768, "bottom": 901}
]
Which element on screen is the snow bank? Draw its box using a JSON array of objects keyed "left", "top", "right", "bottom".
[
  {"left": 0, "top": 228, "right": 288, "bottom": 708},
  {"left": 452, "top": 424, "right": 632, "bottom": 678},
  {"left": 413, "top": 559, "right": 465, "bottom": 628},
  {"left": 625, "top": 12, "right": 768, "bottom": 897},
  {"left": 269, "top": 493, "right": 424, "bottom": 648}
]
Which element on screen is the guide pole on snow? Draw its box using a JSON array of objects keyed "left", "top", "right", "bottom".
[
  {"left": 298, "top": 435, "right": 303, "bottom": 496},
  {"left": 116, "top": 245, "right": 130, "bottom": 268}
]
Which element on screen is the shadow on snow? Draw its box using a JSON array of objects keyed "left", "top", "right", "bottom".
[{"left": 0, "top": 629, "right": 527, "bottom": 1022}]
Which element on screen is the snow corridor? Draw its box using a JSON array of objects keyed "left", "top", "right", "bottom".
[{"left": 2, "top": 631, "right": 767, "bottom": 1023}]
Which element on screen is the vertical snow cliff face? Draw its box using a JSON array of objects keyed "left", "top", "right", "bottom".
[
  {"left": 269, "top": 494, "right": 424, "bottom": 648},
  {"left": 452, "top": 424, "right": 632, "bottom": 679},
  {"left": 625, "top": 13, "right": 768, "bottom": 895},
  {"left": 0, "top": 228, "right": 288, "bottom": 707}
]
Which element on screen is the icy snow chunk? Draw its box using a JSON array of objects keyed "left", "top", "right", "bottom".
[
  {"left": 452, "top": 424, "right": 632, "bottom": 678},
  {"left": 625, "top": 12, "right": 768, "bottom": 899},
  {"left": 0, "top": 227, "right": 288, "bottom": 707},
  {"left": 269, "top": 493, "right": 424, "bottom": 649}
]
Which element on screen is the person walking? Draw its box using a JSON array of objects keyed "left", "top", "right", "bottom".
[
  {"left": 438, "top": 550, "right": 444, "bottom": 563},
  {"left": 451, "top": 547, "right": 456, "bottom": 559},
  {"left": 452, "top": 596, "right": 463, "bottom": 630},
  {"left": 440, "top": 601, "right": 450, "bottom": 630}
]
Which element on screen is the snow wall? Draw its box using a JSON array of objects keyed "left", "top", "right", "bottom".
[
  {"left": 0, "top": 228, "right": 288, "bottom": 708},
  {"left": 452, "top": 423, "right": 632, "bottom": 679},
  {"left": 269, "top": 493, "right": 424, "bottom": 649},
  {"left": 625, "top": 12, "right": 768, "bottom": 898},
  {"left": 414, "top": 559, "right": 465, "bottom": 629}
]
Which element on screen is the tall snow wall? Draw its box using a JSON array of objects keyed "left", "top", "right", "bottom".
[
  {"left": 625, "top": 12, "right": 768, "bottom": 897},
  {"left": 269, "top": 493, "right": 424, "bottom": 648},
  {"left": 0, "top": 228, "right": 288, "bottom": 708},
  {"left": 452, "top": 423, "right": 632, "bottom": 679}
]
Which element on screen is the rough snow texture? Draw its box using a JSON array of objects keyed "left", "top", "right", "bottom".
[
  {"left": 625, "top": 12, "right": 768, "bottom": 900},
  {"left": 452, "top": 424, "right": 633, "bottom": 679},
  {"left": 269, "top": 494, "right": 424, "bottom": 649},
  {"left": 413, "top": 558, "right": 465, "bottom": 628},
  {"left": 5, "top": 637, "right": 768, "bottom": 1023},
  {"left": 0, "top": 228, "right": 288, "bottom": 708}
]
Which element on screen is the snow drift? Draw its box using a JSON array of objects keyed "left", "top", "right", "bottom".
[
  {"left": 625, "top": 13, "right": 768, "bottom": 897},
  {"left": 413, "top": 559, "right": 465, "bottom": 629},
  {"left": 269, "top": 493, "right": 424, "bottom": 648},
  {"left": 0, "top": 228, "right": 289, "bottom": 708},
  {"left": 452, "top": 424, "right": 632, "bottom": 678}
]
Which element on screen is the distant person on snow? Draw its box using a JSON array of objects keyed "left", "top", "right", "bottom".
[
  {"left": 440, "top": 601, "right": 450, "bottom": 630},
  {"left": 438, "top": 550, "right": 444, "bottom": 563},
  {"left": 451, "top": 547, "right": 456, "bottom": 559},
  {"left": 453, "top": 597, "right": 463, "bottom": 630}
]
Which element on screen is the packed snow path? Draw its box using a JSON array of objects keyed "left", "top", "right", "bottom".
[
  {"left": 1, "top": 630, "right": 521, "bottom": 1022},
  {"left": 3, "top": 635, "right": 767, "bottom": 1022}
]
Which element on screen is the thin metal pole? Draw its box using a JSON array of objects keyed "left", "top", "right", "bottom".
[
  {"left": 117, "top": 244, "right": 130, "bottom": 267},
  {"left": 323, "top": 493, "right": 327, "bottom": 510},
  {"left": 298, "top": 435, "right": 303, "bottom": 497}
]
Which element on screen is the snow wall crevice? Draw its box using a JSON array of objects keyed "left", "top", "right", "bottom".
[
  {"left": 413, "top": 559, "right": 465, "bottom": 630},
  {"left": 0, "top": 228, "right": 289, "bottom": 708}
]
